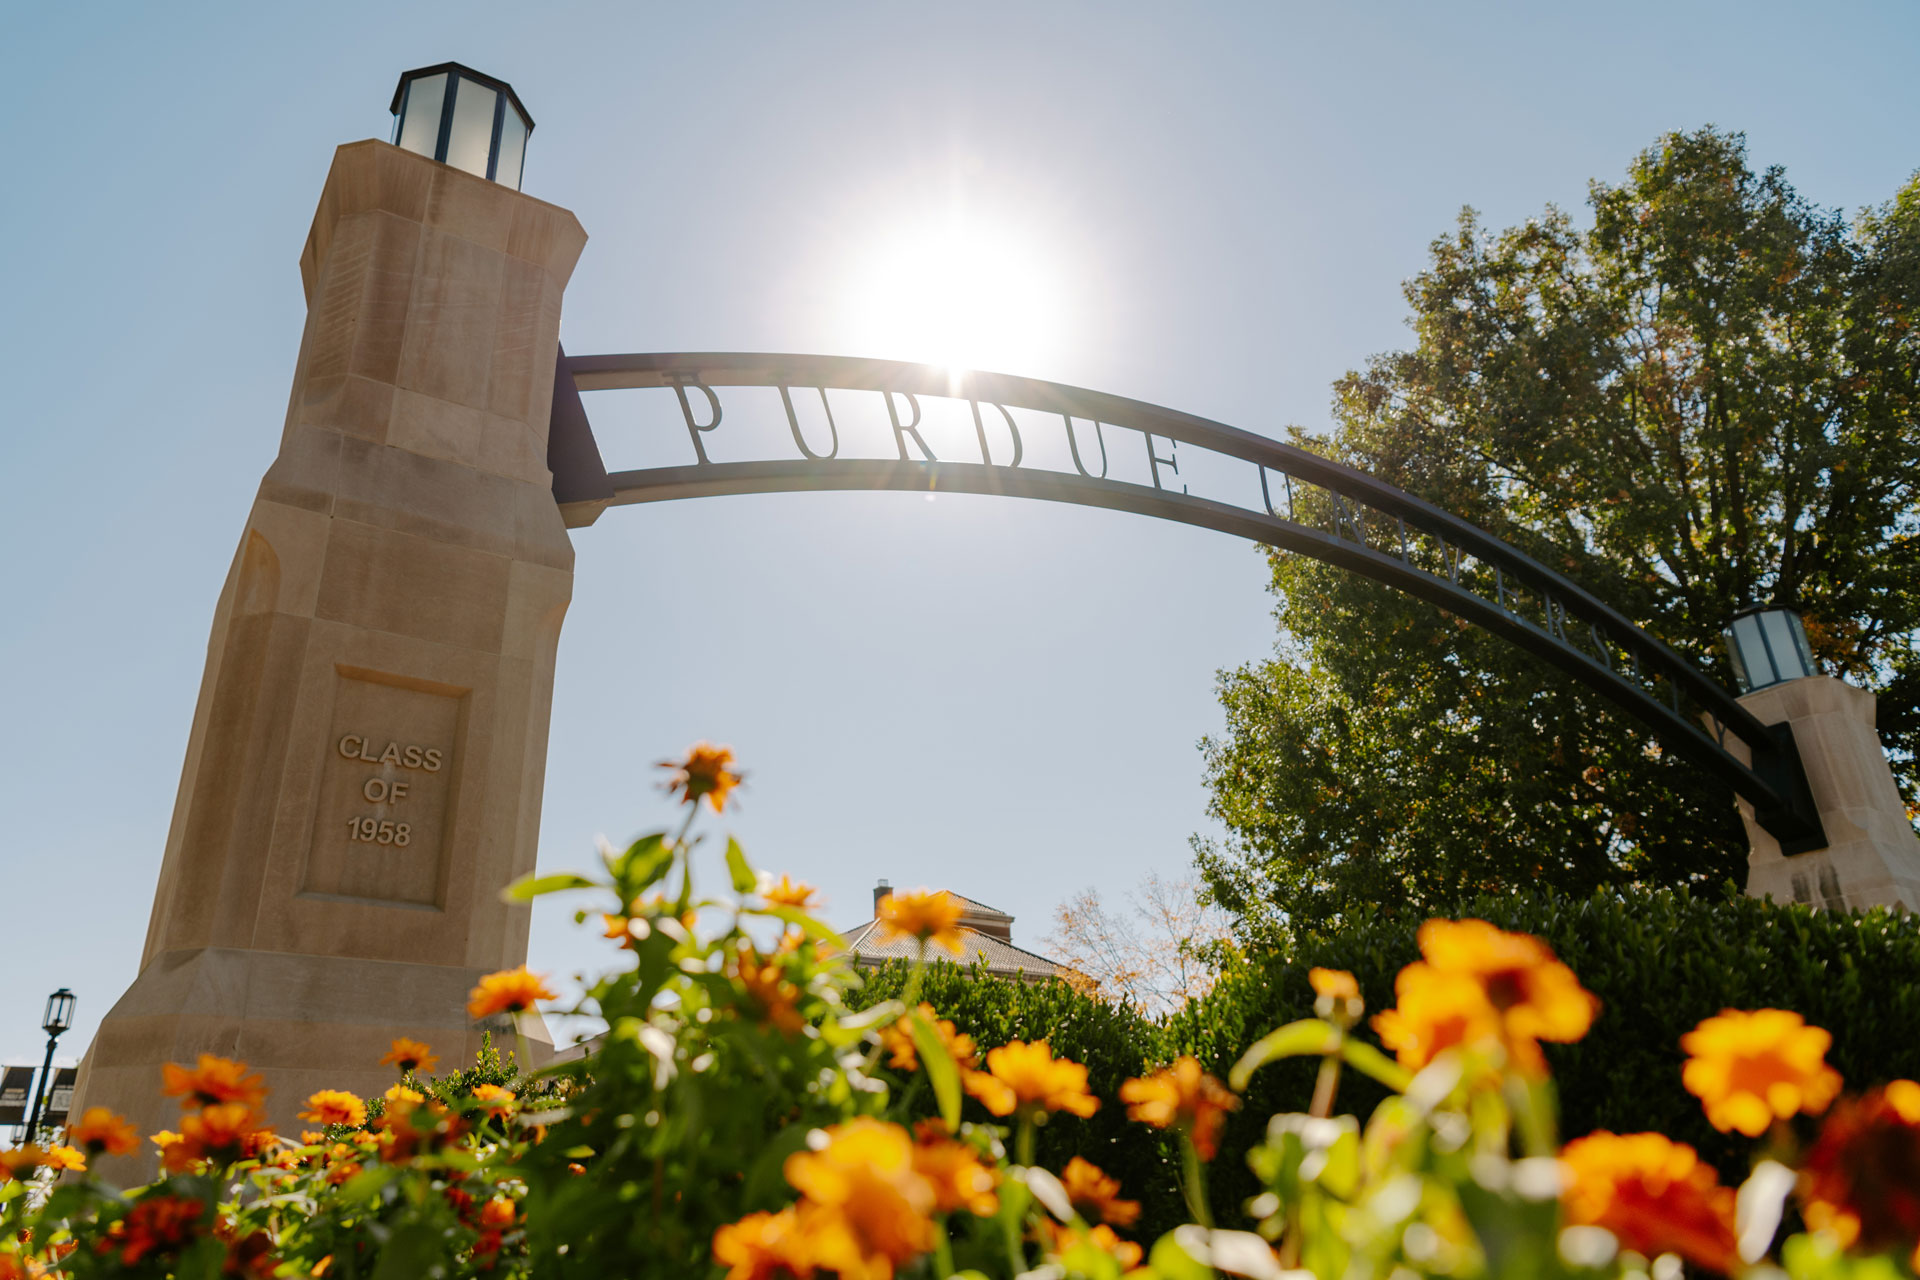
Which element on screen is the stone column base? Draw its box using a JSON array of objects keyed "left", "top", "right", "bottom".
[{"left": 72, "top": 947, "right": 547, "bottom": 1186}]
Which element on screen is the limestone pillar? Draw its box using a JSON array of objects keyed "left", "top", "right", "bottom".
[
  {"left": 1733, "top": 676, "right": 1920, "bottom": 912},
  {"left": 74, "top": 139, "right": 586, "bottom": 1180}
]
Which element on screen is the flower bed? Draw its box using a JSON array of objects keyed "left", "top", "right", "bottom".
[{"left": 4, "top": 746, "right": 1917, "bottom": 1279}]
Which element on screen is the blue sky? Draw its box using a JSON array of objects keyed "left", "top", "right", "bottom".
[{"left": 2, "top": 2, "right": 1915, "bottom": 1068}]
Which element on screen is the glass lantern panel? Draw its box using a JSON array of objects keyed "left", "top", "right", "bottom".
[
  {"left": 445, "top": 77, "right": 498, "bottom": 178},
  {"left": 1726, "top": 614, "right": 1763, "bottom": 690},
  {"left": 1760, "top": 610, "right": 1813, "bottom": 682},
  {"left": 395, "top": 74, "right": 448, "bottom": 158},
  {"left": 496, "top": 110, "right": 528, "bottom": 190}
]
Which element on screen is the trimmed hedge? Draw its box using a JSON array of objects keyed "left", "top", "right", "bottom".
[
  {"left": 1165, "top": 886, "right": 1920, "bottom": 1225},
  {"left": 851, "top": 888, "right": 1920, "bottom": 1235},
  {"left": 846, "top": 959, "right": 1186, "bottom": 1237}
]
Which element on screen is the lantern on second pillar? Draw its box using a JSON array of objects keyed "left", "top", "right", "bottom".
[
  {"left": 1723, "top": 606, "right": 1819, "bottom": 694},
  {"left": 390, "top": 62, "right": 534, "bottom": 190}
]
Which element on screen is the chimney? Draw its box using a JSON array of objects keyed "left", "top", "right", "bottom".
[{"left": 873, "top": 878, "right": 892, "bottom": 916}]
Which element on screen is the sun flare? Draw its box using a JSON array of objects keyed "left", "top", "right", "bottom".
[{"left": 842, "top": 215, "right": 1063, "bottom": 376}]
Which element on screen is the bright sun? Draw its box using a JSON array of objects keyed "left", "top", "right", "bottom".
[{"left": 842, "top": 215, "right": 1063, "bottom": 376}]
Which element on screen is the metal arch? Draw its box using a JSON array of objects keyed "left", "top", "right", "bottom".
[{"left": 547, "top": 349, "right": 1826, "bottom": 853}]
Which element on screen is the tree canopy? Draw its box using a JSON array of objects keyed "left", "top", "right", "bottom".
[{"left": 1198, "top": 129, "right": 1920, "bottom": 946}]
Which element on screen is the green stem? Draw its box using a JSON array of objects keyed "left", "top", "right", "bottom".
[
  {"left": 1016, "top": 1109, "right": 1036, "bottom": 1169},
  {"left": 933, "top": 1217, "right": 956, "bottom": 1279},
  {"left": 1180, "top": 1133, "right": 1213, "bottom": 1229},
  {"left": 901, "top": 938, "right": 928, "bottom": 1010}
]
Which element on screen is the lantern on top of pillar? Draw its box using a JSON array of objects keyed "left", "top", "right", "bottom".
[
  {"left": 1722, "top": 605, "right": 1819, "bottom": 694},
  {"left": 389, "top": 62, "right": 534, "bottom": 191}
]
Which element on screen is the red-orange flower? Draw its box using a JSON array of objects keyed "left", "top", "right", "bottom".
[
  {"left": 98, "top": 1195, "right": 205, "bottom": 1267},
  {"left": 1060, "top": 1156, "right": 1141, "bottom": 1228},
  {"left": 964, "top": 1041, "right": 1100, "bottom": 1119},
  {"left": 1800, "top": 1080, "right": 1920, "bottom": 1261},
  {"left": 910, "top": 1131, "right": 999, "bottom": 1216},
  {"left": 1682, "top": 1008, "right": 1844, "bottom": 1136},
  {"left": 160, "top": 1054, "right": 267, "bottom": 1111},
  {"left": 467, "top": 965, "right": 558, "bottom": 1020},
  {"left": 1119, "top": 1057, "right": 1240, "bottom": 1160},
  {"left": 68, "top": 1106, "right": 141, "bottom": 1158},
  {"left": 381, "top": 1038, "right": 439, "bottom": 1075},
  {"left": 298, "top": 1090, "right": 367, "bottom": 1129},
  {"left": 1561, "top": 1131, "right": 1738, "bottom": 1274},
  {"left": 875, "top": 889, "right": 966, "bottom": 956},
  {"left": 659, "top": 742, "right": 744, "bottom": 812}
]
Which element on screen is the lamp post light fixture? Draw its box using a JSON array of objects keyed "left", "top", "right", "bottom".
[
  {"left": 1723, "top": 606, "right": 1820, "bottom": 695},
  {"left": 22, "top": 988, "right": 75, "bottom": 1145},
  {"left": 389, "top": 62, "right": 534, "bottom": 190}
]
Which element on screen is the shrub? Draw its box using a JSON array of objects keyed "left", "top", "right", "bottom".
[{"left": 1166, "top": 885, "right": 1920, "bottom": 1226}]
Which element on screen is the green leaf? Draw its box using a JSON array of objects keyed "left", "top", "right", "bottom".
[
  {"left": 370, "top": 1222, "right": 450, "bottom": 1280},
  {"left": 908, "top": 1009, "right": 962, "bottom": 1130},
  {"left": 1147, "top": 1229, "right": 1215, "bottom": 1280},
  {"left": 500, "top": 871, "right": 600, "bottom": 903},
  {"left": 1338, "top": 1037, "right": 1412, "bottom": 1091},
  {"left": 1228, "top": 1018, "right": 1339, "bottom": 1091},
  {"left": 726, "top": 836, "right": 757, "bottom": 895},
  {"left": 608, "top": 832, "right": 676, "bottom": 894}
]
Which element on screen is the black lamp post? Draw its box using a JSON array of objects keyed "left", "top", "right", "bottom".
[{"left": 22, "top": 989, "right": 75, "bottom": 1145}]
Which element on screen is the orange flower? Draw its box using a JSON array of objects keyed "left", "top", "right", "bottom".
[
  {"left": 42, "top": 1143, "right": 86, "bottom": 1172},
  {"left": 910, "top": 1133, "right": 999, "bottom": 1216},
  {"left": 875, "top": 889, "right": 966, "bottom": 956},
  {"left": 1309, "top": 968, "right": 1360, "bottom": 1001},
  {"left": 881, "top": 1004, "right": 978, "bottom": 1074},
  {"left": 1373, "top": 963, "right": 1505, "bottom": 1071},
  {"left": 479, "top": 1197, "right": 517, "bottom": 1230},
  {"left": 1119, "top": 1057, "right": 1240, "bottom": 1160},
  {"left": 1800, "top": 1079, "right": 1920, "bottom": 1258},
  {"left": 386, "top": 1083, "right": 425, "bottom": 1106},
  {"left": 1060, "top": 1156, "right": 1141, "bottom": 1228},
  {"left": 734, "top": 943, "right": 806, "bottom": 1035},
  {"left": 467, "top": 965, "right": 558, "bottom": 1020},
  {"left": 783, "top": 1118, "right": 936, "bottom": 1280},
  {"left": 714, "top": 1207, "right": 814, "bottom": 1280},
  {"left": 1561, "top": 1131, "right": 1738, "bottom": 1274},
  {"left": 964, "top": 1040, "right": 1100, "bottom": 1119},
  {"left": 0, "top": 1144, "right": 63, "bottom": 1182},
  {"left": 298, "top": 1090, "right": 367, "bottom": 1129},
  {"left": 659, "top": 742, "right": 744, "bottom": 813},
  {"left": 1681, "top": 1009, "right": 1844, "bottom": 1136},
  {"left": 469, "top": 1084, "right": 516, "bottom": 1112},
  {"left": 381, "top": 1038, "right": 439, "bottom": 1075},
  {"left": 1045, "top": 1223, "right": 1143, "bottom": 1270},
  {"left": 159, "top": 1103, "right": 269, "bottom": 1173},
  {"left": 160, "top": 1054, "right": 267, "bottom": 1111},
  {"left": 69, "top": 1107, "right": 140, "bottom": 1157},
  {"left": 99, "top": 1195, "right": 205, "bottom": 1266},
  {"left": 761, "top": 873, "right": 823, "bottom": 910}
]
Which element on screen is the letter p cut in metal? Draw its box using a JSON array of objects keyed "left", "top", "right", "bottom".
[{"left": 671, "top": 376, "right": 724, "bottom": 464}]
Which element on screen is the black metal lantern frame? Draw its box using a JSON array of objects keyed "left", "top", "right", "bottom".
[
  {"left": 1723, "top": 606, "right": 1819, "bottom": 695},
  {"left": 42, "top": 989, "right": 75, "bottom": 1035},
  {"left": 389, "top": 62, "right": 534, "bottom": 190}
]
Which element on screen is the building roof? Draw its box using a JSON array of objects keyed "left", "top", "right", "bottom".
[{"left": 842, "top": 919, "right": 1071, "bottom": 982}]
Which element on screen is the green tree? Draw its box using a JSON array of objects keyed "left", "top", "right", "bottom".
[{"left": 1199, "top": 129, "right": 1920, "bottom": 945}]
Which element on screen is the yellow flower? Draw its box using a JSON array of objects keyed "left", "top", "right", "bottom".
[
  {"left": 964, "top": 1040, "right": 1100, "bottom": 1119},
  {"left": 298, "top": 1090, "right": 367, "bottom": 1129},
  {"left": 160, "top": 1054, "right": 268, "bottom": 1111},
  {"left": 1561, "top": 1131, "right": 1737, "bottom": 1274},
  {"left": 659, "top": 742, "right": 744, "bottom": 813},
  {"left": 380, "top": 1038, "right": 439, "bottom": 1075},
  {"left": 714, "top": 1207, "right": 813, "bottom": 1280},
  {"left": 1060, "top": 1156, "right": 1141, "bottom": 1228},
  {"left": 385, "top": 1084, "right": 425, "bottom": 1106},
  {"left": 69, "top": 1106, "right": 141, "bottom": 1157},
  {"left": 1119, "top": 1057, "right": 1240, "bottom": 1160},
  {"left": 467, "top": 965, "right": 558, "bottom": 1019},
  {"left": 761, "top": 873, "right": 823, "bottom": 910},
  {"left": 469, "top": 1084, "right": 516, "bottom": 1111},
  {"left": 880, "top": 1004, "right": 978, "bottom": 1074},
  {"left": 1681, "top": 1008, "right": 1843, "bottom": 1136},
  {"left": 783, "top": 1118, "right": 936, "bottom": 1280},
  {"left": 875, "top": 889, "right": 966, "bottom": 956},
  {"left": 1309, "top": 968, "right": 1360, "bottom": 1001}
]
